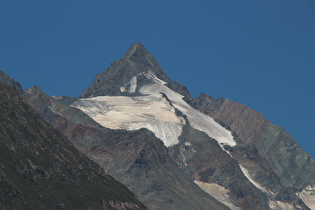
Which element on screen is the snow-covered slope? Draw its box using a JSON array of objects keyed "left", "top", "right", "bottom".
[
  {"left": 72, "top": 71, "right": 236, "bottom": 149},
  {"left": 73, "top": 93, "right": 184, "bottom": 147}
]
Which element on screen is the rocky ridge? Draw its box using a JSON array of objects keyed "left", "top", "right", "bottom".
[
  {"left": 0, "top": 81, "right": 147, "bottom": 209},
  {"left": 192, "top": 93, "right": 315, "bottom": 209},
  {"left": 0, "top": 70, "right": 23, "bottom": 95}
]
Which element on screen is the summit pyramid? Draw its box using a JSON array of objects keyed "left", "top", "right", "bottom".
[{"left": 81, "top": 42, "right": 172, "bottom": 98}]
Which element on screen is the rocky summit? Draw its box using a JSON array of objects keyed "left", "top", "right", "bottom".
[{"left": 1, "top": 42, "right": 315, "bottom": 209}]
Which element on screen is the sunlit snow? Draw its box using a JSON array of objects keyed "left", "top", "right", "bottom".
[
  {"left": 72, "top": 93, "right": 185, "bottom": 147},
  {"left": 72, "top": 71, "right": 236, "bottom": 148},
  {"left": 120, "top": 76, "right": 137, "bottom": 93},
  {"left": 297, "top": 185, "right": 315, "bottom": 210},
  {"left": 194, "top": 180, "right": 240, "bottom": 210},
  {"left": 239, "top": 165, "right": 268, "bottom": 193},
  {"left": 138, "top": 71, "right": 236, "bottom": 147}
]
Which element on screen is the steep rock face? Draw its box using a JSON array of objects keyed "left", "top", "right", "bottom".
[
  {"left": 0, "top": 82, "right": 147, "bottom": 209},
  {"left": 194, "top": 94, "right": 315, "bottom": 208},
  {"left": 209, "top": 99, "right": 271, "bottom": 146},
  {"left": 169, "top": 125, "right": 270, "bottom": 210},
  {"left": 210, "top": 99, "right": 315, "bottom": 190},
  {"left": 228, "top": 143, "right": 305, "bottom": 207},
  {"left": 192, "top": 92, "right": 224, "bottom": 115}
]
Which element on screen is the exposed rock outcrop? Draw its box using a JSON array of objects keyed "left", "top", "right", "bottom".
[
  {"left": 193, "top": 93, "right": 315, "bottom": 208},
  {"left": 209, "top": 98, "right": 315, "bottom": 191},
  {"left": 0, "top": 70, "right": 23, "bottom": 94}
]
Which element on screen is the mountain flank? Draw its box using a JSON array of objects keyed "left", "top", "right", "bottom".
[
  {"left": 23, "top": 83, "right": 230, "bottom": 210},
  {"left": 0, "top": 81, "right": 147, "bottom": 209}
]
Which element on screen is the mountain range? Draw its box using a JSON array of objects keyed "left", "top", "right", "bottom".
[{"left": 1, "top": 42, "right": 314, "bottom": 209}]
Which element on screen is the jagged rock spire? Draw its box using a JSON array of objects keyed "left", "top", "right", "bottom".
[{"left": 81, "top": 42, "right": 171, "bottom": 98}]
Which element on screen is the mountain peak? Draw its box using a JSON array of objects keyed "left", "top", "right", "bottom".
[
  {"left": 121, "top": 41, "right": 155, "bottom": 66},
  {"left": 81, "top": 42, "right": 171, "bottom": 98},
  {"left": 124, "top": 41, "right": 146, "bottom": 55}
]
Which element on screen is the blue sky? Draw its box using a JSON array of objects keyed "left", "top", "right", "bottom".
[{"left": 1, "top": 1, "right": 314, "bottom": 158}]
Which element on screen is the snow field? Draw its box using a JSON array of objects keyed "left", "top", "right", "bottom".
[{"left": 72, "top": 94, "right": 185, "bottom": 147}]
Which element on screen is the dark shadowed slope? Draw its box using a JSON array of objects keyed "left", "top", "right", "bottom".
[{"left": 0, "top": 82, "right": 147, "bottom": 209}]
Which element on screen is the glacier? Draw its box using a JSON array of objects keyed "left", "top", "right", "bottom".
[
  {"left": 137, "top": 71, "right": 236, "bottom": 147},
  {"left": 72, "top": 71, "right": 236, "bottom": 148},
  {"left": 72, "top": 93, "right": 185, "bottom": 147}
]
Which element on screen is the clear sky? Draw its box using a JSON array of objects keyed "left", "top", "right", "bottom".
[{"left": 1, "top": 1, "right": 314, "bottom": 158}]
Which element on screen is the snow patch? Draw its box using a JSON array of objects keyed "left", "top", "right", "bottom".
[
  {"left": 142, "top": 71, "right": 167, "bottom": 85},
  {"left": 297, "top": 185, "right": 315, "bottom": 210},
  {"left": 120, "top": 76, "right": 137, "bottom": 93},
  {"left": 185, "top": 141, "right": 191, "bottom": 146},
  {"left": 48, "top": 107, "right": 62, "bottom": 116},
  {"left": 239, "top": 165, "right": 268, "bottom": 193},
  {"left": 268, "top": 201, "right": 295, "bottom": 210},
  {"left": 194, "top": 181, "right": 240, "bottom": 210}
]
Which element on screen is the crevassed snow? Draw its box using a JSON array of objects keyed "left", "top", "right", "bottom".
[
  {"left": 72, "top": 94, "right": 185, "bottom": 147},
  {"left": 72, "top": 99, "right": 109, "bottom": 117},
  {"left": 142, "top": 71, "right": 167, "bottom": 85},
  {"left": 138, "top": 73, "right": 236, "bottom": 147},
  {"left": 128, "top": 121, "right": 183, "bottom": 147}
]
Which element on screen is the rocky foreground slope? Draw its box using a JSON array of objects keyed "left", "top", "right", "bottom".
[{"left": 0, "top": 81, "right": 147, "bottom": 209}]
